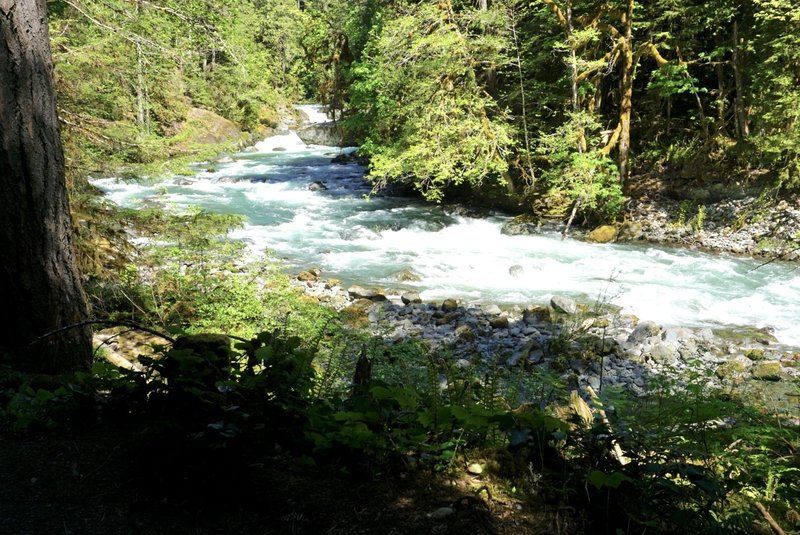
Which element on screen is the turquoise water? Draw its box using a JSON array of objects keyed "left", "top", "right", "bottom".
[{"left": 92, "top": 127, "right": 800, "bottom": 347}]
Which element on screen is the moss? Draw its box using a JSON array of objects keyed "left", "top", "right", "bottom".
[
  {"left": 586, "top": 225, "right": 618, "bottom": 243},
  {"left": 715, "top": 361, "right": 748, "bottom": 381},
  {"left": 744, "top": 348, "right": 766, "bottom": 361},
  {"left": 750, "top": 362, "right": 783, "bottom": 381}
]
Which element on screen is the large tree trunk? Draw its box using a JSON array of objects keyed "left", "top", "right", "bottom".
[{"left": 0, "top": 0, "right": 92, "bottom": 372}]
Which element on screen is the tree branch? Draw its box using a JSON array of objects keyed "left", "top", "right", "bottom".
[
  {"left": 29, "top": 320, "right": 176, "bottom": 346},
  {"left": 755, "top": 502, "right": 787, "bottom": 535},
  {"left": 540, "top": 0, "right": 567, "bottom": 29}
]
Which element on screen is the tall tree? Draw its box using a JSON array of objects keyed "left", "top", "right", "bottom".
[{"left": 0, "top": 0, "right": 92, "bottom": 372}]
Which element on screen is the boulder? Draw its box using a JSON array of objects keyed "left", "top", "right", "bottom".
[
  {"left": 331, "top": 153, "right": 357, "bottom": 164},
  {"left": 342, "top": 298, "right": 375, "bottom": 327},
  {"left": 393, "top": 269, "right": 422, "bottom": 282},
  {"left": 296, "top": 122, "right": 352, "bottom": 147},
  {"left": 441, "top": 299, "right": 459, "bottom": 312},
  {"left": 648, "top": 343, "right": 680, "bottom": 365},
  {"left": 744, "top": 348, "right": 766, "bottom": 361},
  {"left": 347, "top": 285, "right": 386, "bottom": 301},
  {"left": 523, "top": 306, "right": 551, "bottom": 324},
  {"left": 296, "top": 270, "right": 318, "bottom": 283},
  {"left": 617, "top": 221, "right": 644, "bottom": 241},
  {"left": 482, "top": 304, "right": 502, "bottom": 315},
  {"left": 662, "top": 327, "right": 694, "bottom": 344},
  {"left": 628, "top": 320, "right": 661, "bottom": 344},
  {"left": 308, "top": 181, "right": 328, "bottom": 191},
  {"left": 751, "top": 362, "right": 783, "bottom": 381},
  {"left": 715, "top": 359, "right": 750, "bottom": 381},
  {"left": 489, "top": 316, "right": 510, "bottom": 329},
  {"left": 401, "top": 291, "right": 422, "bottom": 305},
  {"left": 586, "top": 225, "right": 618, "bottom": 243},
  {"left": 178, "top": 107, "right": 244, "bottom": 145},
  {"left": 455, "top": 325, "right": 476, "bottom": 341},
  {"left": 550, "top": 295, "right": 578, "bottom": 315},
  {"left": 501, "top": 214, "right": 540, "bottom": 236}
]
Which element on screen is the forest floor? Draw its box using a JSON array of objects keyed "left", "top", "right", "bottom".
[{"left": 0, "top": 423, "right": 570, "bottom": 535}]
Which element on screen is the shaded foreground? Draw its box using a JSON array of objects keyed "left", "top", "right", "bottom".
[{"left": 0, "top": 424, "right": 558, "bottom": 535}]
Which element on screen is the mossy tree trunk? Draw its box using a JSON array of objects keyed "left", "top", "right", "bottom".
[
  {"left": 617, "top": 0, "right": 634, "bottom": 183},
  {"left": 0, "top": 0, "right": 92, "bottom": 372}
]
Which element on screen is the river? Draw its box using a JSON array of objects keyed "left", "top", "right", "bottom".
[{"left": 92, "top": 106, "right": 800, "bottom": 347}]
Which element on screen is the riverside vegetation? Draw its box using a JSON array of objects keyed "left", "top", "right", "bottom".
[
  {"left": 2, "top": 206, "right": 799, "bottom": 534},
  {"left": 1, "top": 0, "right": 800, "bottom": 534}
]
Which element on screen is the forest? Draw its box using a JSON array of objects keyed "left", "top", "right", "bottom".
[{"left": 1, "top": 0, "right": 799, "bottom": 533}]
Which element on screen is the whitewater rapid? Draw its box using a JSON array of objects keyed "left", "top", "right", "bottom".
[{"left": 92, "top": 117, "right": 800, "bottom": 347}]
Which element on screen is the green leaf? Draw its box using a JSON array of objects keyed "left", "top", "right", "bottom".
[{"left": 587, "top": 470, "right": 631, "bottom": 490}]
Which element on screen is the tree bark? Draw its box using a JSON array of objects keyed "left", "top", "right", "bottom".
[
  {"left": 732, "top": 20, "right": 749, "bottom": 141},
  {"left": 0, "top": 0, "right": 92, "bottom": 372},
  {"left": 566, "top": 1, "right": 586, "bottom": 153},
  {"left": 617, "top": 0, "right": 634, "bottom": 183}
]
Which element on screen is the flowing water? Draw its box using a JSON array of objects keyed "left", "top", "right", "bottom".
[{"left": 92, "top": 106, "right": 800, "bottom": 347}]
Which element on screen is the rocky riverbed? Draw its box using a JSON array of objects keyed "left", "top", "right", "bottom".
[
  {"left": 623, "top": 193, "right": 800, "bottom": 259},
  {"left": 500, "top": 181, "right": 800, "bottom": 262},
  {"left": 293, "top": 269, "right": 800, "bottom": 418}
]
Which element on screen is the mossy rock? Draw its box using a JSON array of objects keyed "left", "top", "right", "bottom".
[
  {"left": 617, "top": 221, "right": 644, "bottom": 241},
  {"left": 393, "top": 269, "right": 422, "bottom": 282},
  {"left": 179, "top": 108, "right": 244, "bottom": 146},
  {"left": 455, "top": 325, "right": 475, "bottom": 341},
  {"left": 296, "top": 270, "right": 318, "bottom": 283},
  {"left": 523, "top": 306, "right": 551, "bottom": 324},
  {"left": 750, "top": 362, "right": 783, "bottom": 381},
  {"left": 586, "top": 225, "right": 618, "bottom": 243},
  {"left": 441, "top": 298, "right": 459, "bottom": 312},
  {"left": 342, "top": 298, "right": 374, "bottom": 327},
  {"left": 714, "top": 326, "right": 778, "bottom": 346},
  {"left": 489, "top": 315, "right": 510, "bottom": 329},
  {"left": 500, "top": 214, "right": 541, "bottom": 236},
  {"left": 716, "top": 361, "right": 749, "bottom": 381},
  {"left": 744, "top": 348, "right": 766, "bottom": 361}
]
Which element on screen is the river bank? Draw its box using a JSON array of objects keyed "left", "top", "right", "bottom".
[{"left": 290, "top": 270, "right": 800, "bottom": 420}]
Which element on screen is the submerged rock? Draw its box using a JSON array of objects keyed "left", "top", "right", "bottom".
[
  {"left": 393, "top": 269, "right": 422, "bottom": 282},
  {"left": 308, "top": 181, "right": 328, "bottom": 191},
  {"left": 508, "top": 264, "right": 524, "bottom": 277},
  {"left": 501, "top": 214, "right": 540, "bottom": 236}
]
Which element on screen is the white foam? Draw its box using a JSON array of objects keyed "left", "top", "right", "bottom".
[
  {"left": 254, "top": 131, "right": 309, "bottom": 152},
  {"left": 296, "top": 104, "right": 335, "bottom": 124}
]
